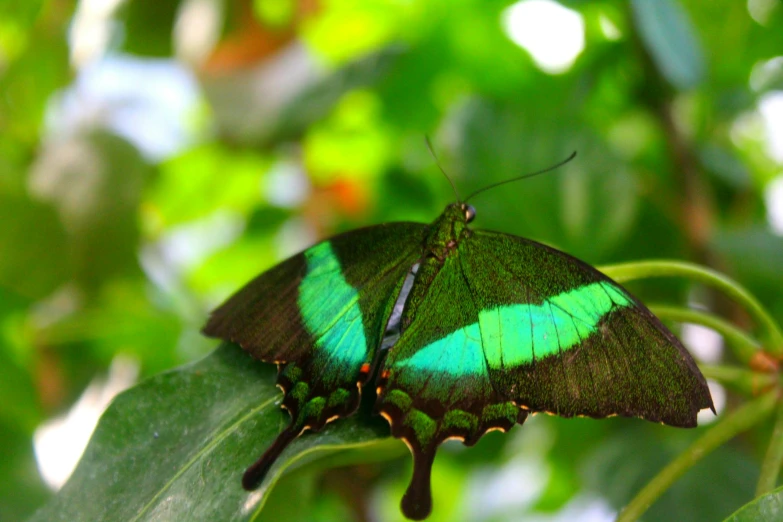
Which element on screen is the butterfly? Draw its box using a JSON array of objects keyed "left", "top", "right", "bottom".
[{"left": 203, "top": 184, "right": 714, "bottom": 520}]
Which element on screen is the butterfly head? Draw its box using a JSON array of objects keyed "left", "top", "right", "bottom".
[
  {"left": 427, "top": 202, "right": 476, "bottom": 250},
  {"left": 462, "top": 203, "right": 476, "bottom": 223},
  {"left": 442, "top": 202, "right": 476, "bottom": 225}
]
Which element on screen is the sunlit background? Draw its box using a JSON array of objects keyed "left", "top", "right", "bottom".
[{"left": 2, "top": 0, "right": 783, "bottom": 520}]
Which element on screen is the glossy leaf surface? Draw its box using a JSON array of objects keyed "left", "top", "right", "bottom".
[
  {"left": 29, "top": 343, "right": 390, "bottom": 522},
  {"left": 724, "top": 485, "right": 783, "bottom": 522}
]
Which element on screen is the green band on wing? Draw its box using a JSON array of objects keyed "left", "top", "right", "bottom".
[
  {"left": 396, "top": 281, "right": 631, "bottom": 376},
  {"left": 396, "top": 323, "right": 487, "bottom": 378},
  {"left": 299, "top": 242, "right": 367, "bottom": 383}
]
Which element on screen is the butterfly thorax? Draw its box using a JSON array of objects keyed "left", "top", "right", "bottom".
[
  {"left": 398, "top": 204, "right": 473, "bottom": 332},
  {"left": 423, "top": 203, "right": 471, "bottom": 261}
]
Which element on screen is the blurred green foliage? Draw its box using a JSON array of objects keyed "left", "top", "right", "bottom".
[{"left": 2, "top": 0, "right": 783, "bottom": 520}]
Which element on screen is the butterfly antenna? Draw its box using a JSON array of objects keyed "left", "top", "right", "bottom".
[
  {"left": 464, "top": 151, "right": 577, "bottom": 202},
  {"left": 425, "top": 136, "right": 461, "bottom": 202}
]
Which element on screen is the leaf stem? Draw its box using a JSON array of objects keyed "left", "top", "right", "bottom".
[
  {"left": 600, "top": 260, "right": 783, "bottom": 356},
  {"left": 757, "top": 398, "right": 783, "bottom": 496},
  {"left": 616, "top": 391, "right": 777, "bottom": 522},
  {"left": 648, "top": 304, "right": 761, "bottom": 364},
  {"left": 698, "top": 364, "right": 777, "bottom": 397}
]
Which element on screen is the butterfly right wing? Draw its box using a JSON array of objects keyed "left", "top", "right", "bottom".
[
  {"left": 460, "top": 229, "right": 714, "bottom": 425},
  {"left": 375, "top": 228, "right": 713, "bottom": 519}
]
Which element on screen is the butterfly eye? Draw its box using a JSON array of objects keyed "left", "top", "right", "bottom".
[{"left": 464, "top": 204, "right": 476, "bottom": 223}]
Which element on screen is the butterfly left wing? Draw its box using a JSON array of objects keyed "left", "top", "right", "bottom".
[
  {"left": 376, "top": 229, "right": 713, "bottom": 520},
  {"left": 204, "top": 222, "right": 427, "bottom": 488}
]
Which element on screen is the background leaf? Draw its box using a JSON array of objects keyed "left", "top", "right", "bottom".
[
  {"left": 631, "top": 0, "right": 706, "bottom": 89},
  {"left": 724, "top": 484, "right": 783, "bottom": 522}
]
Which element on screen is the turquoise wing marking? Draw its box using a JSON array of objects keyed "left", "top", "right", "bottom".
[
  {"left": 299, "top": 242, "right": 368, "bottom": 384},
  {"left": 395, "top": 323, "right": 486, "bottom": 377},
  {"left": 395, "top": 282, "right": 632, "bottom": 375}
]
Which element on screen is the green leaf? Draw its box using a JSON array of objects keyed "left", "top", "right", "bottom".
[
  {"left": 29, "top": 343, "right": 391, "bottom": 522},
  {"left": 151, "top": 145, "right": 270, "bottom": 228},
  {"left": 449, "top": 98, "right": 638, "bottom": 261},
  {"left": 0, "top": 419, "right": 51, "bottom": 521},
  {"left": 119, "top": 0, "right": 184, "bottom": 57},
  {"left": 0, "top": 193, "right": 69, "bottom": 299},
  {"left": 30, "top": 131, "right": 151, "bottom": 294},
  {"left": 631, "top": 0, "right": 705, "bottom": 89},
  {"left": 712, "top": 227, "right": 783, "bottom": 298},
  {"left": 590, "top": 423, "right": 758, "bottom": 522},
  {"left": 0, "top": 0, "right": 44, "bottom": 28},
  {"left": 724, "top": 485, "right": 783, "bottom": 522},
  {"left": 210, "top": 47, "right": 402, "bottom": 146},
  {"left": 0, "top": 13, "right": 70, "bottom": 145}
]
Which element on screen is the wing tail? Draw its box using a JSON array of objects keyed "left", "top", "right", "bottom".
[{"left": 242, "top": 422, "right": 302, "bottom": 490}]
